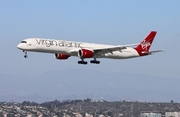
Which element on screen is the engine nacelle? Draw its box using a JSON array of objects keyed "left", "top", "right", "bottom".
[
  {"left": 78, "top": 49, "right": 94, "bottom": 58},
  {"left": 55, "top": 53, "right": 70, "bottom": 60}
]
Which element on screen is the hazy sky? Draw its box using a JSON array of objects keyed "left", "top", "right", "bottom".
[{"left": 0, "top": 0, "right": 180, "bottom": 78}]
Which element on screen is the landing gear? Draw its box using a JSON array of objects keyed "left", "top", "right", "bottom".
[
  {"left": 90, "top": 58, "right": 100, "bottom": 64},
  {"left": 78, "top": 58, "right": 88, "bottom": 65},
  {"left": 23, "top": 50, "right": 28, "bottom": 58},
  {"left": 24, "top": 55, "right": 28, "bottom": 58},
  {"left": 90, "top": 60, "right": 100, "bottom": 64},
  {"left": 77, "top": 57, "right": 100, "bottom": 65},
  {"left": 78, "top": 61, "right": 88, "bottom": 65}
]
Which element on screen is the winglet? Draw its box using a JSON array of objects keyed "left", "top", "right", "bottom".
[{"left": 135, "top": 31, "right": 157, "bottom": 56}]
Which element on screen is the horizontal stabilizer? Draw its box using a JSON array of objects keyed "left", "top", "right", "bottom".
[{"left": 142, "top": 50, "right": 165, "bottom": 55}]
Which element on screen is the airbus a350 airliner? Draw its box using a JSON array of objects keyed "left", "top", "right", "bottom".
[{"left": 17, "top": 31, "right": 163, "bottom": 65}]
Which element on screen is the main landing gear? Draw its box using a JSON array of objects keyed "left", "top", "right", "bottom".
[
  {"left": 78, "top": 61, "right": 88, "bottom": 65},
  {"left": 90, "top": 60, "right": 100, "bottom": 64},
  {"left": 90, "top": 58, "right": 100, "bottom": 64},
  {"left": 23, "top": 50, "right": 28, "bottom": 58},
  {"left": 78, "top": 58, "right": 88, "bottom": 65},
  {"left": 78, "top": 58, "right": 100, "bottom": 65}
]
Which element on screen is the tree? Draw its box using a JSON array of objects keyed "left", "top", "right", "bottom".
[{"left": 107, "top": 111, "right": 114, "bottom": 117}]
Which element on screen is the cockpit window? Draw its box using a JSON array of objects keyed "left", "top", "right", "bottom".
[{"left": 21, "top": 41, "right": 27, "bottom": 43}]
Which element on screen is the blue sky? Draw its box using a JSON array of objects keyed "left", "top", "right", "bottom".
[{"left": 0, "top": 0, "right": 180, "bottom": 78}]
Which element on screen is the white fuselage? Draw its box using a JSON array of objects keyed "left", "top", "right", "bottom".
[
  {"left": 17, "top": 38, "right": 140, "bottom": 59},
  {"left": 17, "top": 31, "right": 163, "bottom": 65}
]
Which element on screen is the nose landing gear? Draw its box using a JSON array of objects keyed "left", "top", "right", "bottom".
[
  {"left": 24, "top": 55, "right": 28, "bottom": 58},
  {"left": 23, "top": 50, "right": 28, "bottom": 58}
]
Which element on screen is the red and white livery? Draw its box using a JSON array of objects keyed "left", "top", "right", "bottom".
[{"left": 17, "top": 31, "right": 163, "bottom": 65}]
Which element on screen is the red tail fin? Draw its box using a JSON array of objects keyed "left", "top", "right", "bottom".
[{"left": 135, "top": 31, "right": 157, "bottom": 56}]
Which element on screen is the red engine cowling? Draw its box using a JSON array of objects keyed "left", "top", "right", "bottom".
[
  {"left": 78, "top": 49, "right": 94, "bottom": 58},
  {"left": 55, "top": 53, "right": 70, "bottom": 60}
]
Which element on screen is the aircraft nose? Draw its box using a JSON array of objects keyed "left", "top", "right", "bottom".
[
  {"left": 17, "top": 44, "right": 22, "bottom": 49},
  {"left": 17, "top": 44, "right": 20, "bottom": 49}
]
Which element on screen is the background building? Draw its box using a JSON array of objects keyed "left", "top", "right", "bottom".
[
  {"left": 165, "top": 112, "right": 180, "bottom": 117},
  {"left": 141, "top": 113, "right": 162, "bottom": 117}
]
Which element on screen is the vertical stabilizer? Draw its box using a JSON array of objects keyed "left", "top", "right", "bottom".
[{"left": 135, "top": 31, "right": 157, "bottom": 56}]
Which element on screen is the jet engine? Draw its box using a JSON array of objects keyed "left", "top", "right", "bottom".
[
  {"left": 78, "top": 49, "right": 94, "bottom": 58},
  {"left": 55, "top": 53, "right": 70, "bottom": 60}
]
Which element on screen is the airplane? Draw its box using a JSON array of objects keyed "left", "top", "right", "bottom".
[{"left": 17, "top": 31, "right": 163, "bottom": 65}]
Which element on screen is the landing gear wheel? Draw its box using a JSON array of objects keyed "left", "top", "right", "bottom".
[
  {"left": 90, "top": 60, "right": 100, "bottom": 64},
  {"left": 84, "top": 61, "right": 88, "bottom": 64},
  {"left": 96, "top": 61, "right": 100, "bottom": 64},
  {"left": 78, "top": 58, "right": 88, "bottom": 65},
  {"left": 23, "top": 50, "right": 28, "bottom": 58},
  {"left": 24, "top": 55, "right": 28, "bottom": 58},
  {"left": 78, "top": 61, "right": 88, "bottom": 65}
]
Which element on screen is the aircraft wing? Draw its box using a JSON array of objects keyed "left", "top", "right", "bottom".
[
  {"left": 69, "top": 43, "right": 139, "bottom": 56},
  {"left": 92, "top": 43, "right": 139, "bottom": 55}
]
